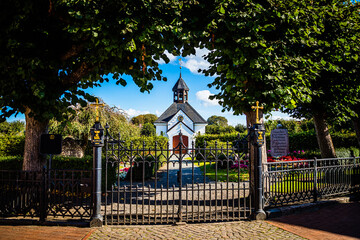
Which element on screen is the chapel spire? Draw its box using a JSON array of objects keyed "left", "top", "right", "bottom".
[{"left": 172, "top": 74, "right": 189, "bottom": 103}]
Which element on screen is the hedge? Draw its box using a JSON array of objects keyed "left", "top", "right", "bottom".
[
  {"left": 196, "top": 131, "right": 359, "bottom": 152},
  {"left": 0, "top": 135, "right": 25, "bottom": 156},
  {"left": 0, "top": 155, "right": 116, "bottom": 191},
  {"left": 195, "top": 133, "right": 247, "bottom": 148},
  {"left": 286, "top": 131, "right": 358, "bottom": 151}
]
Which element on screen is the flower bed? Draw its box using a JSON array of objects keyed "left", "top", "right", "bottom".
[{"left": 267, "top": 150, "right": 307, "bottom": 163}]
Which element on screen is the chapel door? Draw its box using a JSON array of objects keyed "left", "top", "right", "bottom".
[{"left": 173, "top": 135, "right": 188, "bottom": 154}]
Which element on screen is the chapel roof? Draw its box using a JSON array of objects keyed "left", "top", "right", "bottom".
[
  {"left": 154, "top": 102, "right": 207, "bottom": 124},
  {"left": 172, "top": 74, "right": 189, "bottom": 91}
]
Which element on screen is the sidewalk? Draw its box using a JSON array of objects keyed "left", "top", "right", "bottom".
[
  {"left": 266, "top": 201, "right": 360, "bottom": 240},
  {"left": 0, "top": 201, "right": 359, "bottom": 240}
]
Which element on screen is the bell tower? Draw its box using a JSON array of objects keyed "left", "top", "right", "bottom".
[{"left": 172, "top": 74, "right": 189, "bottom": 103}]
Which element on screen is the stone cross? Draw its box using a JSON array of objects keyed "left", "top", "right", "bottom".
[
  {"left": 251, "top": 101, "right": 264, "bottom": 124},
  {"left": 90, "top": 98, "right": 105, "bottom": 122}
]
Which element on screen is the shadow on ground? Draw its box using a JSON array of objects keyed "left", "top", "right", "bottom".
[{"left": 267, "top": 201, "right": 360, "bottom": 240}]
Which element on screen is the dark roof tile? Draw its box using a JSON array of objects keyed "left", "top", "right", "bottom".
[{"left": 154, "top": 102, "right": 207, "bottom": 124}]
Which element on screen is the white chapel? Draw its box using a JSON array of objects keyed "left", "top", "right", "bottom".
[{"left": 154, "top": 74, "right": 207, "bottom": 151}]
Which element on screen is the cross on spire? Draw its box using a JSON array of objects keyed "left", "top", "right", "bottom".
[
  {"left": 251, "top": 101, "right": 264, "bottom": 124},
  {"left": 90, "top": 98, "right": 105, "bottom": 122},
  {"left": 179, "top": 58, "right": 182, "bottom": 74}
]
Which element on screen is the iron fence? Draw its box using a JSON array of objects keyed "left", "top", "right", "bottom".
[
  {"left": 0, "top": 169, "right": 92, "bottom": 221},
  {"left": 104, "top": 132, "right": 253, "bottom": 225},
  {"left": 263, "top": 157, "right": 360, "bottom": 207}
]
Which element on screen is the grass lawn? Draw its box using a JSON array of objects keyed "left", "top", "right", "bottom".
[{"left": 195, "top": 161, "right": 249, "bottom": 182}]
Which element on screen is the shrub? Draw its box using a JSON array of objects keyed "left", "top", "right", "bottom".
[
  {"left": 0, "top": 135, "right": 25, "bottom": 156},
  {"left": 266, "top": 130, "right": 358, "bottom": 152},
  {"left": 125, "top": 155, "right": 165, "bottom": 181},
  {"left": 0, "top": 156, "right": 23, "bottom": 170},
  {"left": 195, "top": 133, "right": 247, "bottom": 148},
  {"left": 140, "top": 123, "right": 156, "bottom": 136}
]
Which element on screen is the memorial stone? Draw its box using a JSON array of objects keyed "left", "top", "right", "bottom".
[{"left": 270, "top": 127, "right": 289, "bottom": 157}]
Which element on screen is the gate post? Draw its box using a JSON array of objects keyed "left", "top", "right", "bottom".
[
  {"left": 90, "top": 121, "right": 104, "bottom": 227},
  {"left": 252, "top": 123, "right": 266, "bottom": 220},
  {"left": 177, "top": 131, "right": 183, "bottom": 223}
]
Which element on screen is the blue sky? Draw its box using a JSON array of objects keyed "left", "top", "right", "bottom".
[{"left": 9, "top": 48, "right": 291, "bottom": 126}]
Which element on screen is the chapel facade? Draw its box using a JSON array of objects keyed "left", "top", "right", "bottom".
[{"left": 154, "top": 74, "right": 207, "bottom": 152}]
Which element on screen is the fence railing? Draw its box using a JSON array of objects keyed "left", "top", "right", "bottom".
[
  {"left": 0, "top": 169, "right": 92, "bottom": 221},
  {"left": 263, "top": 157, "right": 360, "bottom": 207}
]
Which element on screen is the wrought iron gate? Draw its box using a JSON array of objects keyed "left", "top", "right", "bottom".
[{"left": 103, "top": 131, "right": 252, "bottom": 225}]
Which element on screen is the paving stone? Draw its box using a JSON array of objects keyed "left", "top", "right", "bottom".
[{"left": 88, "top": 221, "right": 304, "bottom": 240}]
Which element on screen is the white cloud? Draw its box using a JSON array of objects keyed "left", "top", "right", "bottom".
[
  {"left": 155, "top": 110, "right": 161, "bottom": 116},
  {"left": 157, "top": 48, "right": 211, "bottom": 74},
  {"left": 269, "top": 115, "right": 295, "bottom": 121},
  {"left": 124, "top": 108, "right": 150, "bottom": 117},
  {"left": 182, "top": 48, "right": 210, "bottom": 74},
  {"left": 196, "top": 90, "right": 219, "bottom": 107}
]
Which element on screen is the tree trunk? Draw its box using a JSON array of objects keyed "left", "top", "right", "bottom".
[
  {"left": 313, "top": 113, "right": 336, "bottom": 158},
  {"left": 352, "top": 118, "right": 360, "bottom": 149},
  {"left": 23, "top": 107, "right": 49, "bottom": 171}
]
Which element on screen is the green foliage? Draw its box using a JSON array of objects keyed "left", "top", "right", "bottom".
[
  {"left": 207, "top": 115, "right": 228, "bottom": 127},
  {"left": 0, "top": 0, "right": 190, "bottom": 169},
  {"left": 125, "top": 135, "right": 168, "bottom": 149},
  {"left": 197, "top": 0, "right": 360, "bottom": 122},
  {"left": 0, "top": 155, "right": 115, "bottom": 190},
  {"left": 126, "top": 155, "right": 165, "bottom": 181},
  {"left": 140, "top": 123, "right": 156, "bottom": 137},
  {"left": 205, "top": 125, "right": 236, "bottom": 134},
  {"left": 0, "top": 135, "right": 24, "bottom": 156},
  {"left": 335, "top": 147, "right": 360, "bottom": 158},
  {"left": 0, "top": 121, "right": 25, "bottom": 136},
  {"left": 195, "top": 133, "right": 247, "bottom": 148},
  {"left": 267, "top": 130, "right": 358, "bottom": 152},
  {"left": 131, "top": 114, "right": 158, "bottom": 126},
  {"left": 265, "top": 119, "right": 315, "bottom": 133},
  {"left": 0, "top": 0, "right": 189, "bottom": 122},
  {"left": 0, "top": 156, "right": 23, "bottom": 170},
  {"left": 49, "top": 101, "right": 140, "bottom": 141},
  {"left": 235, "top": 124, "right": 247, "bottom": 133}
]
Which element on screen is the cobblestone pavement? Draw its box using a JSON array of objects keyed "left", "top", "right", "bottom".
[
  {"left": 267, "top": 201, "right": 360, "bottom": 240},
  {"left": 88, "top": 221, "right": 304, "bottom": 240},
  {"left": 0, "top": 225, "right": 95, "bottom": 240}
]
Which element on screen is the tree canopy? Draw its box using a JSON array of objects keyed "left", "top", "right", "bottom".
[
  {"left": 207, "top": 115, "right": 228, "bottom": 126},
  {"left": 195, "top": 0, "right": 360, "bottom": 157},
  {"left": 0, "top": 0, "right": 193, "bottom": 170},
  {"left": 49, "top": 101, "right": 140, "bottom": 141},
  {"left": 196, "top": 0, "right": 359, "bottom": 116},
  {"left": 131, "top": 114, "right": 158, "bottom": 126}
]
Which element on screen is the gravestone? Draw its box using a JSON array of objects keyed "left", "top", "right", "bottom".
[
  {"left": 270, "top": 127, "right": 289, "bottom": 157},
  {"left": 61, "top": 137, "right": 85, "bottom": 158}
]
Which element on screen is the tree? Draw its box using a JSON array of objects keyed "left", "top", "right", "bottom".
[
  {"left": 207, "top": 115, "right": 228, "bottom": 127},
  {"left": 195, "top": 0, "right": 360, "bottom": 158},
  {"left": 0, "top": 121, "right": 25, "bottom": 136},
  {"left": 49, "top": 100, "right": 140, "bottom": 142},
  {"left": 235, "top": 124, "right": 247, "bottom": 133},
  {"left": 205, "top": 124, "right": 235, "bottom": 134},
  {"left": 131, "top": 114, "right": 158, "bottom": 126},
  {"left": 0, "top": 0, "right": 188, "bottom": 170},
  {"left": 140, "top": 123, "right": 156, "bottom": 137}
]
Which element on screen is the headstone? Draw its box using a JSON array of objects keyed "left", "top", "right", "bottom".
[
  {"left": 270, "top": 128, "right": 289, "bottom": 157},
  {"left": 61, "top": 137, "right": 85, "bottom": 158}
]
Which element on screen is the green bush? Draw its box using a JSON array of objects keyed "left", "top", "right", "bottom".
[
  {"left": 0, "top": 135, "right": 25, "bottom": 156},
  {"left": 0, "top": 156, "right": 23, "bottom": 170},
  {"left": 126, "top": 155, "right": 165, "bottom": 181},
  {"left": 0, "top": 155, "right": 116, "bottom": 191},
  {"left": 195, "top": 133, "right": 247, "bottom": 148},
  {"left": 124, "top": 135, "right": 168, "bottom": 149}
]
